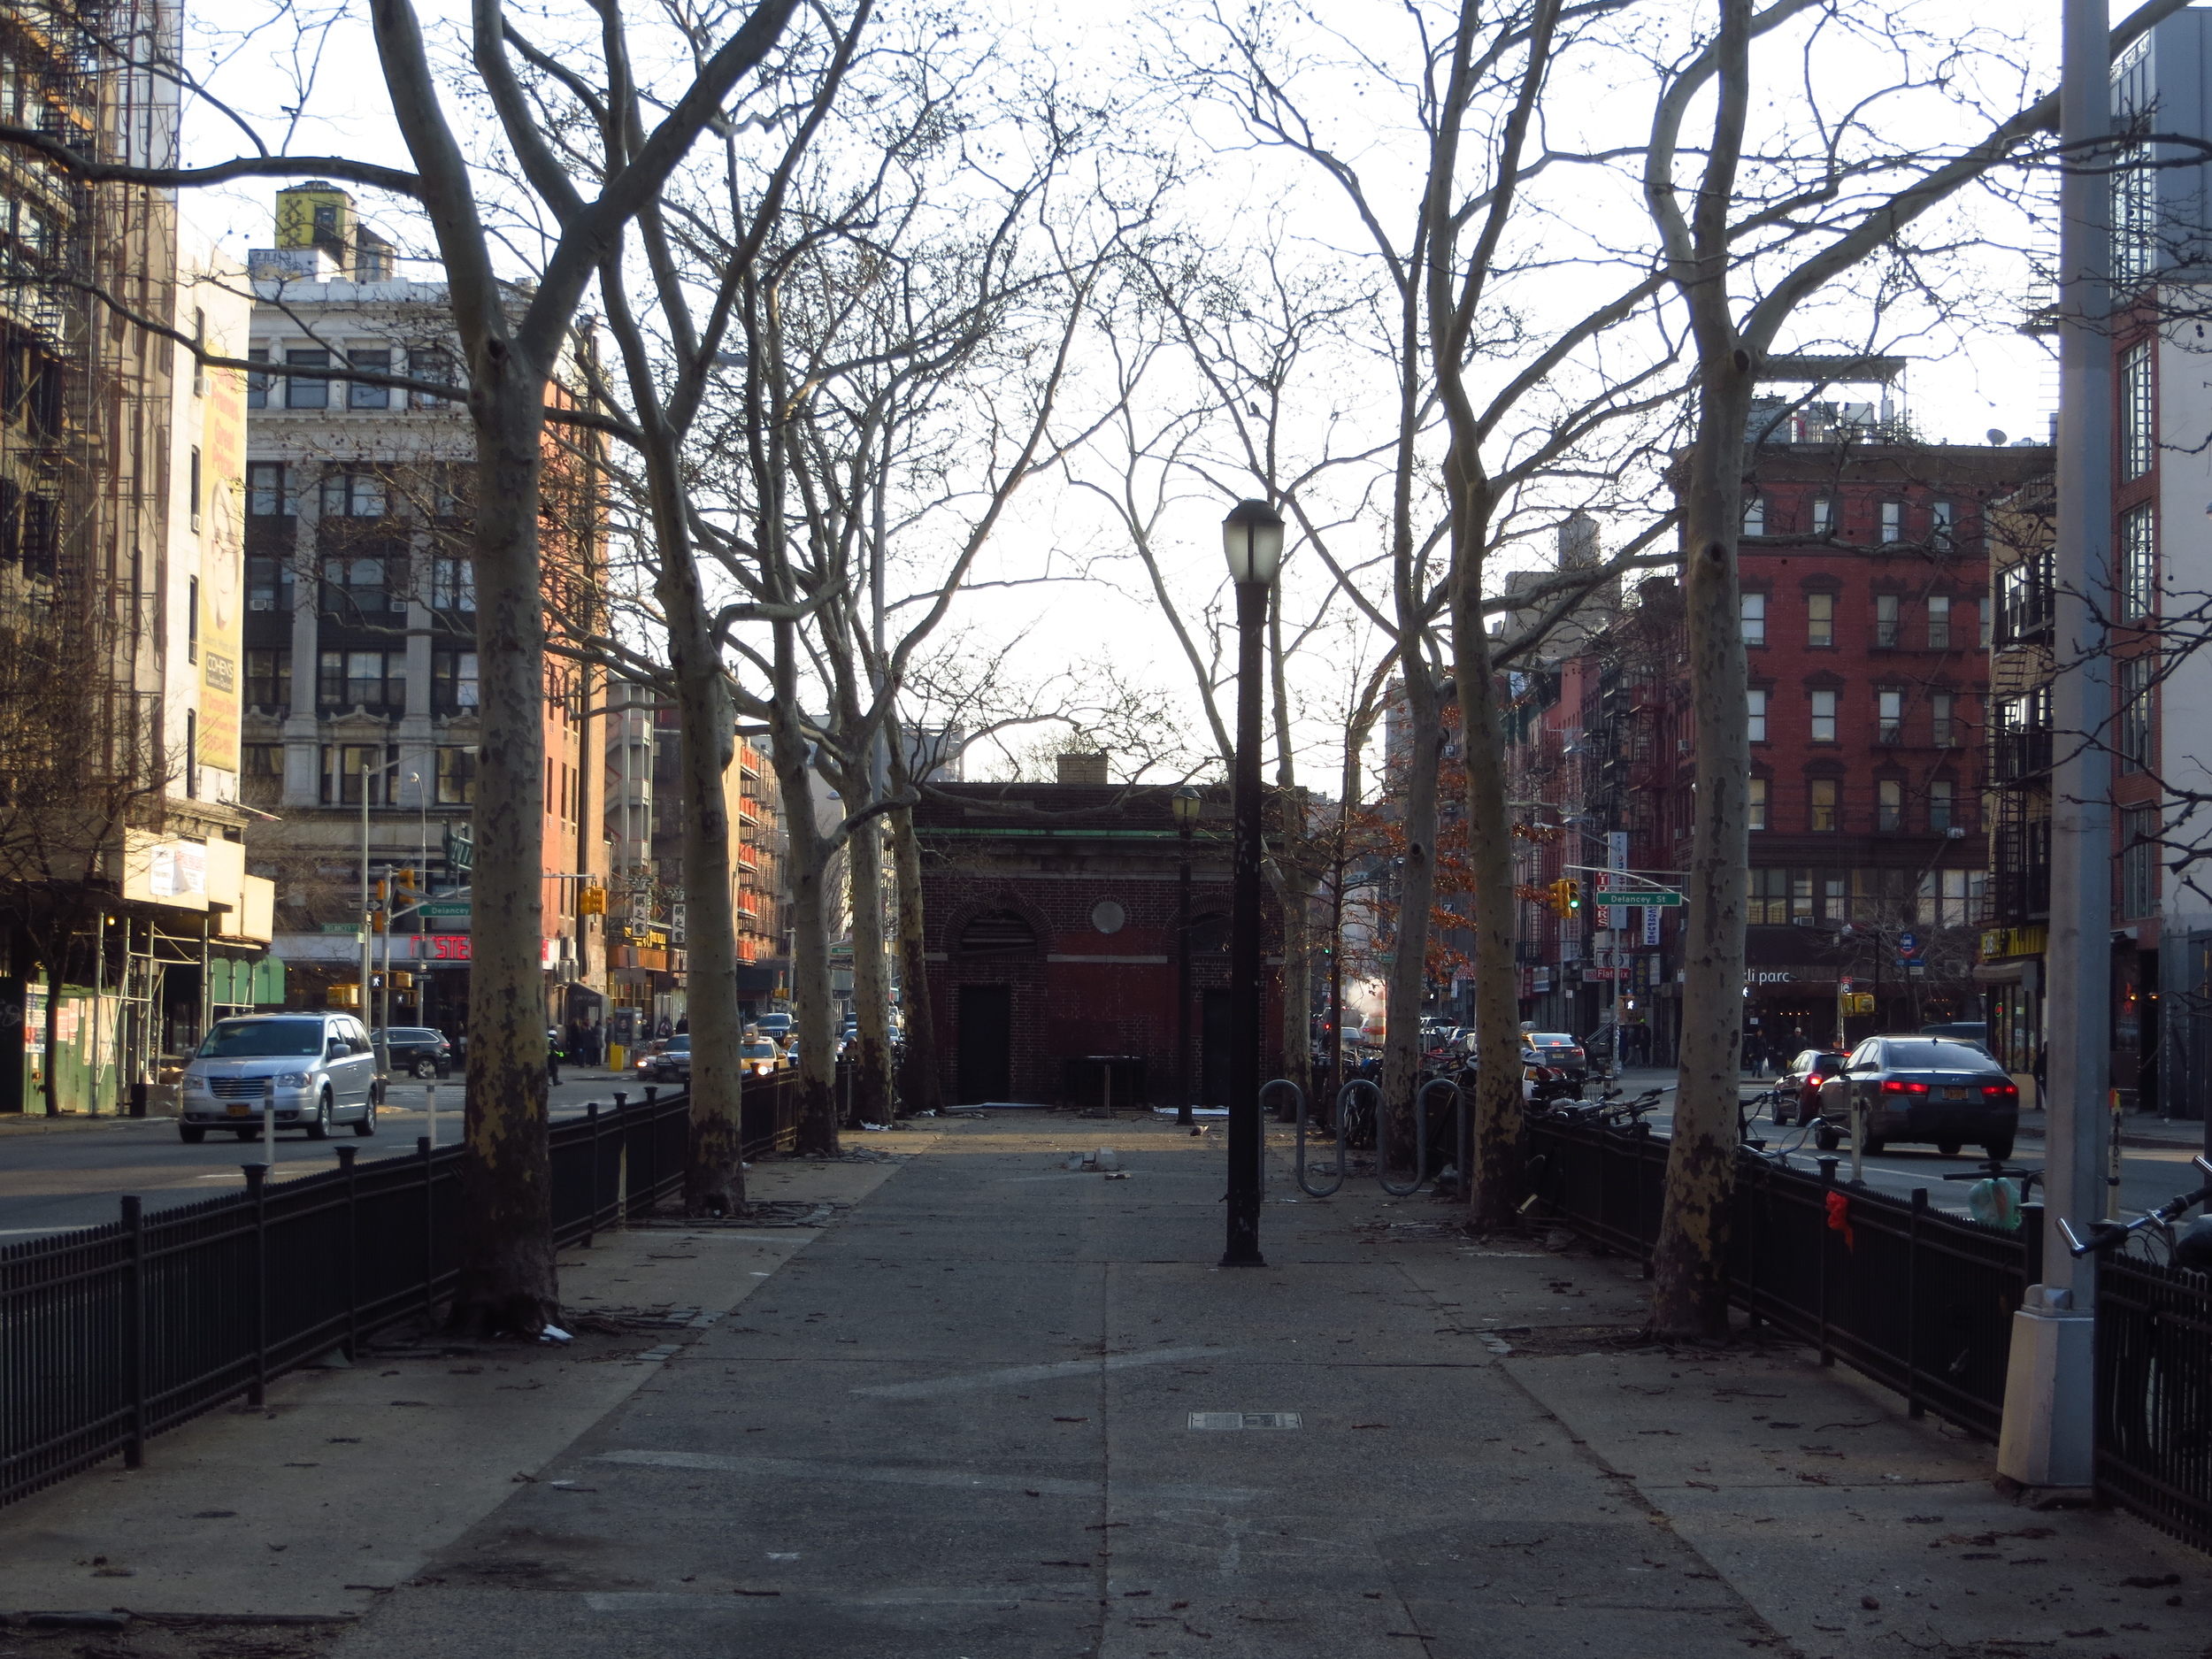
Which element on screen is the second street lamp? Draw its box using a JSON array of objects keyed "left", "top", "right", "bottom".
[
  {"left": 1172, "top": 784, "right": 1202, "bottom": 1129},
  {"left": 1220, "top": 498, "right": 1283, "bottom": 1268}
]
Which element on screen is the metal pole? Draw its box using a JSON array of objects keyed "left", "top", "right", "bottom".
[
  {"left": 1223, "top": 578, "right": 1269, "bottom": 1268},
  {"left": 360, "top": 755, "right": 373, "bottom": 1029},
  {"left": 122, "top": 1194, "right": 144, "bottom": 1466},
  {"left": 1178, "top": 827, "right": 1194, "bottom": 1127},
  {"left": 92, "top": 909, "right": 104, "bottom": 1116},
  {"left": 262, "top": 1075, "right": 274, "bottom": 1166},
  {"left": 1998, "top": 0, "right": 2110, "bottom": 1493}
]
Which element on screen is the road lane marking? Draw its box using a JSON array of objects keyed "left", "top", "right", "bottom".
[{"left": 852, "top": 1346, "right": 1225, "bottom": 1400}]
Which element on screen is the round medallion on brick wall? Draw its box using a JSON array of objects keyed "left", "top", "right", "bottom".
[{"left": 1090, "top": 899, "right": 1126, "bottom": 934}]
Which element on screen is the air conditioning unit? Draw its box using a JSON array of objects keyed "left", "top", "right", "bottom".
[{"left": 250, "top": 598, "right": 273, "bottom": 611}]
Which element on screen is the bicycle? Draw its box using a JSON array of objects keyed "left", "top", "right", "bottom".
[{"left": 2060, "top": 1156, "right": 2212, "bottom": 1269}]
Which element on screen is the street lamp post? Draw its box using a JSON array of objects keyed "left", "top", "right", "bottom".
[
  {"left": 1171, "top": 785, "right": 1202, "bottom": 1128},
  {"left": 1220, "top": 499, "right": 1283, "bottom": 1268}
]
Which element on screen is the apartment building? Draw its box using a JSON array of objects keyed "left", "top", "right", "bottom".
[
  {"left": 0, "top": 0, "right": 272, "bottom": 1113},
  {"left": 238, "top": 182, "right": 608, "bottom": 1041}
]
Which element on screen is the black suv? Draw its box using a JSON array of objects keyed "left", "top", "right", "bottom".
[{"left": 380, "top": 1026, "right": 453, "bottom": 1079}]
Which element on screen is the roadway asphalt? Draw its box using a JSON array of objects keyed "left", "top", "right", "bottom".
[{"left": 0, "top": 1070, "right": 654, "bottom": 1240}]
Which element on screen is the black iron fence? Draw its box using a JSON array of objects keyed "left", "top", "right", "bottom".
[
  {"left": 1526, "top": 1117, "right": 2029, "bottom": 1439},
  {"left": 2095, "top": 1255, "right": 2212, "bottom": 1554},
  {"left": 2, "top": 1072, "right": 803, "bottom": 1509}
]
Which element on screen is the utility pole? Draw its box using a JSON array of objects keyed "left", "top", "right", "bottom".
[{"left": 1998, "top": 0, "right": 2112, "bottom": 1494}]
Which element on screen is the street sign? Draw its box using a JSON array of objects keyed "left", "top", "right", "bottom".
[
  {"left": 1897, "top": 932, "right": 1919, "bottom": 953},
  {"left": 419, "top": 902, "right": 472, "bottom": 917},
  {"left": 1627, "top": 890, "right": 1686, "bottom": 906},
  {"left": 320, "top": 922, "right": 364, "bottom": 934}
]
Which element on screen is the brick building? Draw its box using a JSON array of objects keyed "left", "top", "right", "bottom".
[{"left": 914, "top": 779, "right": 1281, "bottom": 1108}]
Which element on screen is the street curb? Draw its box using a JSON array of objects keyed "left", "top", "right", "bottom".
[{"left": 0, "top": 1112, "right": 178, "bottom": 1135}]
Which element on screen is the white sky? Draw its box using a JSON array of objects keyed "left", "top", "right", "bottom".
[{"left": 176, "top": 0, "right": 2117, "bottom": 792}]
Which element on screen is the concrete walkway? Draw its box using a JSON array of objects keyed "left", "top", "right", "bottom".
[{"left": 4, "top": 1112, "right": 2208, "bottom": 1659}]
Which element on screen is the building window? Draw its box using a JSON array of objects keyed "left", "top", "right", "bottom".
[
  {"left": 1809, "top": 777, "right": 1839, "bottom": 832},
  {"left": 186, "top": 574, "right": 199, "bottom": 664},
  {"left": 1742, "top": 495, "right": 1765, "bottom": 535},
  {"left": 191, "top": 305, "right": 206, "bottom": 396},
  {"left": 1975, "top": 596, "right": 1989, "bottom": 649},
  {"left": 247, "top": 462, "right": 294, "bottom": 517},
  {"left": 1875, "top": 593, "right": 1899, "bottom": 647},
  {"left": 319, "top": 649, "right": 399, "bottom": 710},
  {"left": 1748, "top": 777, "right": 1767, "bottom": 830},
  {"left": 321, "top": 743, "right": 396, "bottom": 805},
  {"left": 2119, "top": 653, "right": 2154, "bottom": 774},
  {"left": 2121, "top": 502, "right": 2156, "bottom": 620},
  {"left": 1809, "top": 687, "right": 1838, "bottom": 743},
  {"left": 284, "top": 347, "right": 329, "bottom": 409},
  {"left": 1878, "top": 778, "right": 1902, "bottom": 831},
  {"left": 321, "top": 556, "right": 400, "bottom": 619},
  {"left": 242, "top": 743, "right": 282, "bottom": 807},
  {"left": 348, "top": 347, "right": 391, "bottom": 409},
  {"left": 1930, "top": 499, "right": 1955, "bottom": 546},
  {"left": 432, "top": 649, "right": 479, "bottom": 715},
  {"left": 1927, "top": 595, "right": 1951, "bottom": 649},
  {"left": 1807, "top": 592, "right": 1834, "bottom": 647},
  {"left": 436, "top": 745, "right": 476, "bottom": 805},
  {"left": 246, "top": 347, "right": 268, "bottom": 409},
  {"left": 319, "top": 472, "right": 388, "bottom": 519},
  {"left": 1747, "top": 866, "right": 1789, "bottom": 924},
  {"left": 411, "top": 345, "right": 457, "bottom": 408},
  {"left": 431, "top": 557, "right": 476, "bottom": 612},
  {"left": 246, "top": 648, "right": 290, "bottom": 711},
  {"left": 2121, "top": 341, "right": 2154, "bottom": 481},
  {"left": 1931, "top": 691, "right": 1955, "bottom": 748},
  {"left": 183, "top": 710, "right": 197, "bottom": 798},
  {"left": 1811, "top": 496, "right": 1834, "bottom": 535},
  {"left": 247, "top": 557, "right": 294, "bottom": 614},
  {"left": 1878, "top": 688, "right": 1902, "bottom": 742},
  {"left": 1930, "top": 780, "right": 1955, "bottom": 831},
  {"left": 2122, "top": 805, "right": 2160, "bottom": 918},
  {"left": 1747, "top": 687, "right": 1767, "bottom": 743},
  {"left": 188, "top": 447, "right": 201, "bottom": 532},
  {"left": 1880, "top": 501, "right": 1903, "bottom": 544},
  {"left": 1740, "top": 592, "right": 1765, "bottom": 646},
  {"left": 1921, "top": 867, "right": 1979, "bottom": 928}
]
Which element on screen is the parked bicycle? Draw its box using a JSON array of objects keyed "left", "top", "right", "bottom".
[{"left": 2060, "top": 1156, "right": 2212, "bottom": 1270}]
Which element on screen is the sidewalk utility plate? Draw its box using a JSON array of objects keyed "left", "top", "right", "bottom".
[{"left": 1188, "top": 1411, "right": 1301, "bottom": 1430}]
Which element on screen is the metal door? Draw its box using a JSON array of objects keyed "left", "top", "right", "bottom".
[{"left": 956, "top": 985, "right": 1012, "bottom": 1104}]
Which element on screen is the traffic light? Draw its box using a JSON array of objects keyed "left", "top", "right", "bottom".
[
  {"left": 392, "top": 866, "right": 419, "bottom": 910},
  {"left": 579, "top": 883, "right": 607, "bottom": 916},
  {"left": 1563, "top": 879, "right": 1580, "bottom": 915},
  {"left": 1547, "top": 878, "right": 1581, "bottom": 919},
  {"left": 370, "top": 877, "right": 388, "bottom": 933}
]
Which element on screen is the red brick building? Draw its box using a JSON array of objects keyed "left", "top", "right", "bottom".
[{"left": 914, "top": 781, "right": 1282, "bottom": 1107}]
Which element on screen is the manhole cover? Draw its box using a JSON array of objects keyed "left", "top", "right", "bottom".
[{"left": 1188, "top": 1411, "right": 1302, "bottom": 1430}]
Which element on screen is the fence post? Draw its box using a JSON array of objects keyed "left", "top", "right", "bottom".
[
  {"left": 584, "top": 1102, "right": 600, "bottom": 1248},
  {"left": 122, "top": 1195, "right": 145, "bottom": 1468},
  {"left": 244, "top": 1163, "right": 269, "bottom": 1407},
  {"left": 1906, "top": 1188, "right": 1926, "bottom": 1419},
  {"left": 419, "top": 1136, "right": 434, "bottom": 1324},
  {"left": 2020, "top": 1202, "right": 2045, "bottom": 1293},
  {"left": 338, "top": 1146, "right": 359, "bottom": 1361},
  {"left": 642, "top": 1086, "right": 658, "bottom": 1213},
  {"left": 1816, "top": 1157, "right": 1838, "bottom": 1368}
]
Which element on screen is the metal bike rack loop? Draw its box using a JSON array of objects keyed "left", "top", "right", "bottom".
[
  {"left": 1296, "top": 1079, "right": 1349, "bottom": 1197},
  {"left": 1256, "top": 1079, "right": 1301, "bottom": 1195},
  {"left": 1376, "top": 1079, "right": 1429, "bottom": 1197},
  {"left": 1416, "top": 1076, "right": 1469, "bottom": 1197}
]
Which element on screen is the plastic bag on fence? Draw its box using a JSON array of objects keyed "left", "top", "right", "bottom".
[{"left": 1824, "top": 1190, "right": 1855, "bottom": 1251}]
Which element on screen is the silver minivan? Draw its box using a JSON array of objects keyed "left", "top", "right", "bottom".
[{"left": 178, "top": 1012, "right": 380, "bottom": 1143}]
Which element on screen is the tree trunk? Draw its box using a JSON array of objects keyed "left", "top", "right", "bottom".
[
  {"left": 449, "top": 396, "right": 557, "bottom": 1336},
  {"left": 887, "top": 801, "right": 941, "bottom": 1117},
  {"left": 673, "top": 658, "right": 746, "bottom": 1215},
  {"left": 1454, "top": 610, "right": 1522, "bottom": 1228},
  {"left": 846, "top": 813, "right": 892, "bottom": 1125},
  {"left": 1380, "top": 662, "right": 1440, "bottom": 1164},
  {"left": 785, "top": 795, "right": 839, "bottom": 1154},
  {"left": 1647, "top": 360, "right": 1756, "bottom": 1338}
]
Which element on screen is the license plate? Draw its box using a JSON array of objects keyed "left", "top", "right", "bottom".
[
  {"left": 227, "top": 1103, "right": 250, "bottom": 1116},
  {"left": 1944, "top": 1087, "right": 1966, "bottom": 1101}
]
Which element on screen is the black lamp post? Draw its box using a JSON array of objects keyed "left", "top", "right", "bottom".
[
  {"left": 1171, "top": 784, "right": 1202, "bottom": 1129},
  {"left": 1220, "top": 498, "right": 1283, "bottom": 1268}
]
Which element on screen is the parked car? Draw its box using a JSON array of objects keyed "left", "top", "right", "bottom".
[
  {"left": 1813, "top": 1035, "right": 2020, "bottom": 1159},
  {"left": 379, "top": 1025, "right": 452, "bottom": 1079},
  {"left": 178, "top": 1012, "right": 380, "bottom": 1143},
  {"left": 1775, "top": 1048, "right": 1848, "bottom": 1125},
  {"left": 1522, "top": 1032, "right": 1586, "bottom": 1082},
  {"left": 647, "top": 1034, "right": 692, "bottom": 1082},
  {"left": 754, "top": 1011, "right": 794, "bottom": 1043}
]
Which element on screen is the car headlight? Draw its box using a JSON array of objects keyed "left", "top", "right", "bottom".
[
  {"left": 276, "top": 1072, "right": 311, "bottom": 1088},
  {"left": 183, "top": 1077, "right": 211, "bottom": 1094}
]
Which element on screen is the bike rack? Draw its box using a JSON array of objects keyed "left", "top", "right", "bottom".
[
  {"left": 1256, "top": 1079, "right": 1301, "bottom": 1194},
  {"left": 1296, "top": 1079, "right": 1350, "bottom": 1197},
  {"left": 1418, "top": 1076, "right": 1469, "bottom": 1199},
  {"left": 1300, "top": 1076, "right": 1458, "bottom": 1198}
]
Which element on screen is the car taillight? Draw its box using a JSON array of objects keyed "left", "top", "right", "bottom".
[
  {"left": 1983, "top": 1083, "right": 2018, "bottom": 1099},
  {"left": 1880, "top": 1079, "right": 1929, "bottom": 1095}
]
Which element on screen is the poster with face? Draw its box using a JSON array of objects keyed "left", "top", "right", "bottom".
[{"left": 198, "top": 342, "right": 246, "bottom": 772}]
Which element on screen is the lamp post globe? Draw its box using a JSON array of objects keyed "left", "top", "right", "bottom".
[{"left": 1218, "top": 499, "right": 1281, "bottom": 1268}]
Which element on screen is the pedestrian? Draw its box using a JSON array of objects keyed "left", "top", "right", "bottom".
[
  {"left": 675, "top": 1015, "right": 689, "bottom": 1035},
  {"left": 2033, "top": 1041, "right": 2047, "bottom": 1102},
  {"left": 546, "top": 1026, "right": 564, "bottom": 1085}
]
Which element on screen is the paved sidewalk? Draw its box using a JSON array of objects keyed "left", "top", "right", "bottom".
[{"left": 4, "top": 1114, "right": 2208, "bottom": 1659}]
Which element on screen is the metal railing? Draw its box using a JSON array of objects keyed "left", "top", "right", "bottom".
[
  {"left": 1525, "top": 1116, "right": 2028, "bottom": 1439},
  {"left": 2095, "top": 1255, "right": 2212, "bottom": 1554},
  {"left": 2, "top": 1072, "right": 803, "bottom": 1509}
]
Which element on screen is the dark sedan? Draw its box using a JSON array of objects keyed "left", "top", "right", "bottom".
[
  {"left": 647, "top": 1034, "right": 691, "bottom": 1082},
  {"left": 1774, "top": 1048, "right": 1847, "bottom": 1125},
  {"left": 1814, "top": 1036, "right": 2019, "bottom": 1159},
  {"left": 379, "top": 1026, "right": 453, "bottom": 1079}
]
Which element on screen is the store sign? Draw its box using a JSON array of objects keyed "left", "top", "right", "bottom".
[{"left": 411, "top": 934, "right": 559, "bottom": 967}]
